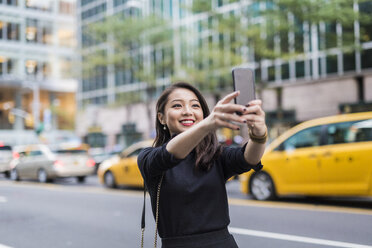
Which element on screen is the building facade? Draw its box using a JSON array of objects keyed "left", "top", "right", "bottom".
[
  {"left": 77, "top": 0, "right": 372, "bottom": 149},
  {"left": 0, "top": 0, "right": 78, "bottom": 145}
]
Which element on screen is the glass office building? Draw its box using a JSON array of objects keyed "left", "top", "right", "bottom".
[
  {"left": 0, "top": 0, "right": 77, "bottom": 145},
  {"left": 77, "top": 0, "right": 372, "bottom": 148}
]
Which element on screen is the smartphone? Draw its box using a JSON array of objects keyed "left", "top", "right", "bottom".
[{"left": 232, "top": 67, "right": 256, "bottom": 115}]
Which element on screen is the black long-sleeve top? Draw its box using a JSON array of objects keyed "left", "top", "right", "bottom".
[{"left": 137, "top": 141, "right": 263, "bottom": 238}]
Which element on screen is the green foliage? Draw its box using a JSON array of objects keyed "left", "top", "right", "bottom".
[
  {"left": 83, "top": 14, "right": 171, "bottom": 88},
  {"left": 83, "top": 0, "right": 372, "bottom": 97},
  {"left": 255, "top": 0, "right": 372, "bottom": 56},
  {"left": 191, "top": 0, "right": 212, "bottom": 13}
]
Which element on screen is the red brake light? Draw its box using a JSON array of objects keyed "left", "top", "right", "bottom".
[
  {"left": 54, "top": 160, "right": 64, "bottom": 167},
  {"left": 12, "top": 152, "right": 19, "bottom": 159},
  {"left": 0, "top": 141, "right": 4, "bottom": 147},
  {"left": 86, "top": 158, "right": 95, "bottom": 167}
]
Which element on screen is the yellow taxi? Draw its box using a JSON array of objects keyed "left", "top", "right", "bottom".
[
  {"left": 240, "top": 111, "right": 372, "bottom": 200},
  {"left": 97, "top": 140, "right": 153, "bottom": 188}
]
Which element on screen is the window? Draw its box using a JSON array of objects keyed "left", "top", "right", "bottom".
[
  {"left": 359, "top": 1, "right": 372, "bottom": 43},
  {"left": 268, "top": 66, "right": 275, "bottom": 82},
  {"left": 41, "top": 24, "right": 53, "bottom": 44},
  {"left": 281, "top": 63, "right": 289, "bottom": 80},
  {"left": 114, "top": 0, "right": 129, "bottom": 7},
  {"left": 6, "top": 23, "right": 19, "bottom": 41},
  {"left": 26, "top": 0, "right": 53, "bottom": 11},
  {"left": 0, "top": 146, "right": 11, "bottom": 151},
  {"left": 81, "top": 0, "right": 95, "bottom": 7},
  {"left": 325, "top": 23, "right": 337, "bottom": 49},
  {"left": 343, "top": 52, "right": 356, "bottom": 72},
  {"left": 29, "top": 150, "right": 43, "bottom": 156},
  {"left": 60, "top": 58, "right": 72, "bottom": 79},
  {"left": 361, "top": 49, "right": 372, "bottom": 69},
  {"left": 0, "top": 56, "right": 16, "bottom": 75},
  {"left": 7, "top": 58, "right": 15, "bottom": 74},
  {"left": 81, "top": 3, "right": 106, "bottom": 20},
  {"left": 326, "top": 120, "right": 372, "bottom": 145},
  {"left": 6, "top": 0, "right": 17, "bottom": 6},
  {"left": 58, "top": 27, "right": 75, "bottom": 47},
  {"left": 127, "top": 148, "right": 143, "bottom": 157},
  {"left": 350, "top": 120, "right": 372, "bottom": 142},
  {"left": 255, "top": 68, "right": 261, "bottom": 83},
  {"left": 295, "top": 61, "right": 305, "bottom": 78},
  {"left": 26, "top": 19, "right": 38, "bottom": 43},
  {"left": 278, "top": 126, "right": 322, "bottom": 151},
  {"left": 59, "top": 1, "right": 74, "bottom": 15},
  {"left": 280, "top": 30, "right": 289, "bottom": 54},
  {"left": 25, "top": 60, "right": 38, "bottom": 76},
  {"left": 25, "top": 60, "right": 50, "bottom": 79},
  {"left": 42, "top": 63, "right": 51, "bottom": 78},
  {"left": 0, "top": 21, "right": 3, "bottom": 39},
  {"left": 0, "top": 60, "right": 3, "bottom": 75},
  {"left": 326, "top": 55, "right": 337, "bottom": 74},
  {"left": 54, "top": 149, "right": 87, "bottom": 155},
  {"left": 294, "top": 20, "right": 304, "bottom": 53}
]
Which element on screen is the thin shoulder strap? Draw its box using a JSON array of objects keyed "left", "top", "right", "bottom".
[
  {"left": 154, "top": 174, "right": 164, "bottom": 248},
  {"left": 140, "top": 174, "right": 164, "bottom": 248},
  {"left": 140, "top": 183, "right": 146, "bottom": 248}
]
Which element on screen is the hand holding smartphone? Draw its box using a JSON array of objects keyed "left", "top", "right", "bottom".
[{"left": 232, "top": 67, "right": 256, "bottom": 115}]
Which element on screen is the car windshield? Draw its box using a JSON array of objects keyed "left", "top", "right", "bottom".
[
  {"left": 54, "top": 149, "right": 87, "bottom": 155},
  {"left": 0, "top": 146, "right": 12, "bottom": 151}
]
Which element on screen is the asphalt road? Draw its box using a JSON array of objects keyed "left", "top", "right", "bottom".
[{"left": 1, "top": 175, "right": 372, "bottom": 248}]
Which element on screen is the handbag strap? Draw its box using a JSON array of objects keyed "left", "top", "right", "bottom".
[
  {"left": 141, "top": 174, "right": 164, "bottom": 248},
  {"left": 154, "top": 174, "right": 164, "bottom": 247}
]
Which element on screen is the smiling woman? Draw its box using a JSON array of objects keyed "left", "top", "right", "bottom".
[
  {"left": 157, "top": 89, "right": 203, "bottom": 139},
  {"left": 138, "top": 82, "right": 268, "bottom": 248}
]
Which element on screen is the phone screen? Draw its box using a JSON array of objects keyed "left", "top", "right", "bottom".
[{"left": 232, "top": 67, "right": 256, "bottom": 107}]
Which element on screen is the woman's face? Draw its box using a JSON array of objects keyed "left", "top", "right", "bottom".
[{"left": 158, "top": 88, "right": 204, "bottom": 136}]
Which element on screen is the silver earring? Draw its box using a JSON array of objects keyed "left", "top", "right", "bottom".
[{"left": 163, "top": 125, "right": 167, "bottom": 130}]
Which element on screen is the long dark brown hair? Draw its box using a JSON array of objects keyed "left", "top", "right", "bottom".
[{"left": 154, "top": 82, "right": 222, "bottom": 171}]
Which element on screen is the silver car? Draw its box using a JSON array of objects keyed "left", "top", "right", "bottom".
[
  {"left": 10, "top": 144, "right": 95, "bottom": 183},
  {"left": 0, "top": 145, "right": 13, "bottom": 178}
]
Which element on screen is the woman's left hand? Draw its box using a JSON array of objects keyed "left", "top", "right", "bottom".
[{"left": 241, "top": 99, "right": 267, "bottom": 136}]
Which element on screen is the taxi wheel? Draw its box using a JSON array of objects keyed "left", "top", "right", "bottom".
[
  {"left": 104, "top": 171, "right": 116, "bottom": 188},
  {"left": 250, "top": 172, "right": 276, "bottom": 201},
  {"left": 4, "top": 171, "right": 10, "bottom": 178},
  {"left": 77, "top": 176, "right": 86, "bottom": 183},
  {"left": 37, "top": 169, "right": 48, "bottom": 183},
  {"left": 10, "top": 169, "right": 19, "bottom": 181}
]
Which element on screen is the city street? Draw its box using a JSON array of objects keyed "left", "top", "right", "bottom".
[{"left": 1, "top": 175, "right": 372, "bottom": 248}]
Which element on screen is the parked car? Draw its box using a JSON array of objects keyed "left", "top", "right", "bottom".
[
  {"left": 0, "top": 143, "right": 13, "bottom": 178},
  {"left": 10, "top": 144, "right": 95, "bottom": 183},
  {"left": 90, "top": 149, "right": 120, "bottom": 173},
  {"left": 98, "top": 140, "right": 153, "bottom": 188},
  {"left": 240, "top": 111, "right": 372, "bottom": 200}
]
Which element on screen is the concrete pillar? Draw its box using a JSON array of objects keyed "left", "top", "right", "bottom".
[
  {"left": 13, "top": 91, "right": 24, "bottom": 130},
  {"left": 49, "top": 92, "right": 58, "bottom": 130},
  {"left": 32, "top": 83, "right": 40, "bottom": 128}
]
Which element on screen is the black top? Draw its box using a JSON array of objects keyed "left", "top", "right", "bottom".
[{"left": 137, "top": 141, "right": 263, "bottom": 238}]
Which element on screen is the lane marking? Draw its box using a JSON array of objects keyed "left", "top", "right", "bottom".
[
  {"left": 0, "top": 180, "right": 143, "bottom": 197},
  {"left": 228, "top": 198, "right": 372, "bottom": 216},
  {"left": 229, "top": 227, "right": 372, "bottom": 248},
  {"left": 2, "top": 180, "right": 372, "bottom": 216},
  {"left": 0, "top": 196, "right": 7, "bottom": 203},
  {"left": 0, "top": 244, "right": 13, "bottom": 248}
]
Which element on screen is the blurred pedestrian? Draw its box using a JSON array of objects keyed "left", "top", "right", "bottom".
[{"left": 138, "top": 82, "right": 267, "bottom": 248}]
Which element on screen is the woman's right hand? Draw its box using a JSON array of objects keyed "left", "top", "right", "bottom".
[{"left": 202, "top": 91, "right": 248, "bottom": 132}]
